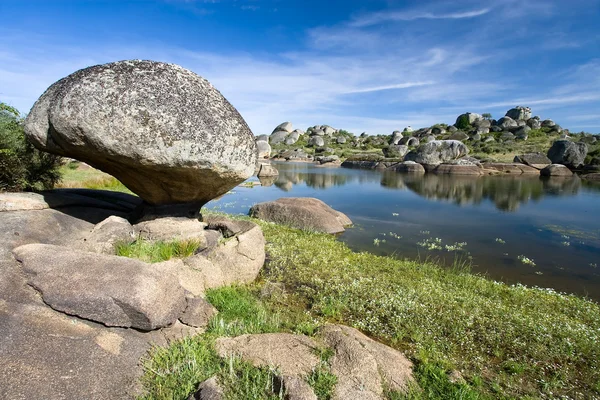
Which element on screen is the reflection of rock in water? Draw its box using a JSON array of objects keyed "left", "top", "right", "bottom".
[
  {"left": 380, "top": 171, "right": 406, "bottom": 189},
  {"left": 274, "top": 170, "right": 351, "bottom": 190},
  {"left": 402, "top": 174, "right": 581, "bottom": 212},
  {"left": 258, "top": 175, "right": 277, "bottom": 187}
]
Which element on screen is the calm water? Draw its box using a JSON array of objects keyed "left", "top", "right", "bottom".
[{"left": 205, "top": 161, "right": 600, "bottom": 300}]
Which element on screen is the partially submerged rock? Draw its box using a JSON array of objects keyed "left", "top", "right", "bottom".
[
  {"left": 482, "top": 163, "right": 540, "bottom": 175},
  {"left": 249, "top": 197, "right": 352, "bottom": 234},
  {"left": 541, "top": 164, "right": 574, "bottom": 177},
  {"left": 12, "top": 244, "right": 186, "bottom": 330},
  {"left": 24, "top": 60, "right": 257, "bottom": 207}
]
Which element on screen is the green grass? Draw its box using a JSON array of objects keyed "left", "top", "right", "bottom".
[
  {"left": 137, "top": 214, "right": 600, "bottom": 399},
  {"left": 115, "top": 237, "right": 202, "bottom": 263},
  {"left": 57, "top": 163, "right": 134, "bottom": 194}
]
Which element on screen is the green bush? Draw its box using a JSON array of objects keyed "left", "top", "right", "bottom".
[
  {"left": 0, "top": 103, "right": 63, "bottom": 191},
  {"left": 455, "top": 115, "right": 472, "bottom": 130}
]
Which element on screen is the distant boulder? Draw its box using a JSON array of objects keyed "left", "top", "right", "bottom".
[
  {"left": 455, "top": 112, "right": 482, "bottom": 127},
  {"left": 256, "top": 134, "right": 269, "bottom": 142},
  {"left": 505, "top": 106, "right": 532, "bottom": 121},
  {"left": 337, "top": 136, "right": 347, "bottom": 144},
  {"left": 400, "top": 137, "right": 420, "bottom": 147},
  {"left": 405, "top": 140, "right": 469, "bottom": 165},
  {"left": 256, "top": 140, "right": 271, "bottom": 158},
  {"left": 542, "top": 119, "right": 556, "bottom": 128},
  {"left": 273, "top": 122, "right": 293, "bottom": 133},
  {"left": 527, "top": 118, "right": 541, "bottom": 129},
  {"left": 390, "top": 131, "right": 403, "bottom": 145},
  {"left": 383, "top": 145, "right": 409, "bottom": 158},
  {"left": 270, "top": 131, "right": 289, "bottom": 145},
  {"left": 540, "top": 164, "right": 574, "bottom": 177},
  {"left": 308, "top": 136, "right": 325, "bottom": 147},
  {"left": 449, "top": 131, "right": 469, "bottom": 141},
  {"left": 513, "top": 153, "right": 551, "bottom": 169},
  {"left": 547, "top": 140, "right": 588, "bottom": 169},
  {"left": 497, "top": 116, "right": 518, "bottom": 130}
]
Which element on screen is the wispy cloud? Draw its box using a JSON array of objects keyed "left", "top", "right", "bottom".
[
  {"left": 344, "top": 81, "right": 435, "bottom": 94},
  {"left": 350, "top": 7, "right": 491, "bottom": 27}
]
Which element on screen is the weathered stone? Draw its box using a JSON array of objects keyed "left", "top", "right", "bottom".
[
  {"left": 188, "top": 376, "right": 224, "bottom": 400},
  {"left": 389, "top": 161, "right": 425, "bottom": 174},
  {"left": 500, "top": 132, "right": 515, "bottom": 141},
  {"left": 527, "top": 118, "right": 541, "bottom": 129},
  {"left": 400, "top": 137, "right": 420, "bottom": 147},
  {"left": 582, "top": 173, "right": 600, "bottom": 181},
  {"left": 513, "top": 153, "right": 551, "bottom": 169},
  {"left": 78, "top": 216, "right": 135, "bottom": 254},
  {"left": 542, "top": 119, "right": 556, "bottom": 128},
  {"left": 308, "top": 136, "right": 325, "bottom": 147},
  {"left": 320, "top": 325, "right": 413, "bottom": 399},
  {"left": 547, "top": 140, "right": 588, "bottom": 169},
  {"left": 541, "top": 164, "right": 574, "bottom": 177},
  {"left": 506, "top": 106, "right": 531, "bottom": 121},
  {"left": 273, "top": 122, "right": 293, "bottom": 133},
  {"left": 256, "top": 140, "right": 271, "bottom": 158},
  {"left": 249, "top": 198, "right": 352, "bottom": 234},
  {"left": 12, "top": 244, "right": 186, "bottom": 330},
  {"left": 135, "top": 217, "right": 207, "bottom": 243},
  {"left": 181, "top": 222, "right": 265, "bottom": 293},
  {"left": 404, "top": 140, "right": 469, "bottom": 165},
  {"left": 204, "top": 215, "right": 257, "bottom": 238},
  {"left": 216, "top": 333, "right": 320, "bottom": 376},
  {"left": 390, "top": 131, "right": 403, "bottom": 145},
  {"left": 455, "top": 112, "right": 482, "bottom": 126},
  {"left": 482, "top": 163, "right": 540, "bottom": 175},
  {"left": 256, "top": 134, "right": 269, "bottom": 142},
  {"left": 283, "top": 376, "right": 318, "bottom": 400},
  {"left": 180, "top": 297, "right": 218, "bottom": 328},
  {"left": 497, "top": 116, "right": 518, "bottom": 130},
  {"left": 336, "top": 136, "right": 347, "bottom": 144},
  {"left": 25, "top": 60, "right": 256, "bottom": 206},
  {"left": 319, "top": 155, "right": 340, "bottom": 164},
  {"left": 449, "top": 131, "right": 469, "bottom": 141},
  {"left": 383, "top": 145, "right": 409, "bottom": 158},
  {"left": 270, "top": 131, "right": 289, "bottom": 145},
  {"left": 434, "top": 163, "right": 482, "bottom": 175}
]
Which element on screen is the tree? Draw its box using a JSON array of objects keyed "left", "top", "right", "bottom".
[
  {"left": 0, "top": 102, "right": 63, "bottom": 191},
  {"left": 482, "top": 113, "right": 493, "bottom": 120}
]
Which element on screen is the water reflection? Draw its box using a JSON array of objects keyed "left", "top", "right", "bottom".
[{"left": 271, "top": 162, "right": 582, "bottom": 212}]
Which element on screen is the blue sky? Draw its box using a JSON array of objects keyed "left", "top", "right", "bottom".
[{"left": 1, "top": 0, "right": 599, "bottom": 135}]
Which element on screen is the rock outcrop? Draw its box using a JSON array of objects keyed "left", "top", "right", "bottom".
[
  {"left": 547, "top": 140, "right": 588, "bottom": 169},
  {"left": 249, "top": 197, "right": 352, "bottom": 234},
  {"left": 405, "top": 140, "right": 469, "bottom": 165},
  {"left": 12, "top": 244, "right": 187, "bottom": 330},
  {"left": 24, "top": 60, "right": 257, "bottom": 207},
  {"left": 514, "top": 153, "right": 552, "bottom": 169}
]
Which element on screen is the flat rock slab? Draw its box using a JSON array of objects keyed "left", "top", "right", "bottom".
[
  {"left": 433, "top": 164, "right": 482, "bottom": 176},
  {"left": 216, "top": 333, "right": 320, "bottom": 376},
  {"left": 180, "top": 297, "right": 218, "bottom": 328},
  {"left": 320, "top": 325, "right": 413, "bottom": 399},
  {"left": 249, "top": 197, "right": 352, "bottom": 234},
  {"left": 135, "top": 216, "right": 208, "bottom": 243},
  {"left": 482, "top": 163, "right": 540, "bottom": 175},
  {"left": 13, "top": 244, "right": 186, "bottom": 330},
  {"left": 0, "top": 190, "right": 141, "bottom": 213}
]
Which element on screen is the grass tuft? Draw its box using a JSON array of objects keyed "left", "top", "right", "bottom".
[{"left": 115, "top": 238, "right": 201, "bottom": 263}]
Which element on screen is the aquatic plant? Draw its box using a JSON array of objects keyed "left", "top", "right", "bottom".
[{"left": 517, "top": 255, "right": 536, "bottom": 266}]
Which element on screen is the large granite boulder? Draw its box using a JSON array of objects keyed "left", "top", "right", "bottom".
[
  {"left": 308, "top": 136, "right": 325, "bottom": 147},
  {"left": 505, "top": 106, "right": 531, "bottom": 121},
  {"left": 547, "top": 140, "right": 588, "bottom": 169},
  {"left": 24, "top": 60, "right": 256, "bottom": 207},
  {"left": 390, "top": 131, "right": 403, "bottom": 145},
  {"left": 541, "top": 164, "right": 573, "bottom": 177},
  {"left": 256, "top": 140, "right": 271, "bottom": 158},
  {"left": 249, "top": 197, "right": 352, "bottom": 234},
  {"left": 273, "top": 122, "right": 293, "bottom": 133},
  {"left": 383, "top": 144, "right": 409, "bottom": 158},
  {"left": 455, "top": 112, "right": 482, "bottom": 126},
  {"left": 12, "top": 244, "right": 187, "bottom": 330},
  {"left": 404, "top": 140, "right": 469, "bottom": 165},
  {"left": 497, "top": 116, "right": 518, "bottom": 130}
]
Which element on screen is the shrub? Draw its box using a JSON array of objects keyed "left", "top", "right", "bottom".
[
  {"left": 0, "top": 103, "right": 63, "bottom": 191},
  {"left": 455, "top": 115, "right": 472, "bottom": 130}
]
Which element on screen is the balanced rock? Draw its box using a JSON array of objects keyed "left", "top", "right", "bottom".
[
  {"left": 24, "top": 60, "right": 256, "bottom": 207},
  {"left": 547, "top": 140, "right": 588, "bottom": 169},
  {"left": 249, "top": 197, "right": 352, "bottom": 234},
  {"left": 12, "top": 244, "right": 186, "bottom": 330},
  {"left": 405, "top": 140, "right": 469, "bottom": 165},
  {"left": 506, "top": 106, "right": 531, "bottom": 121},
  {"left": 273, "top": 121, "right": 293, "bottom": 133}
]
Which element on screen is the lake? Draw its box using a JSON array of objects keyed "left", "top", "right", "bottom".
[{"left": 205, "top": 161, "right": 600, "bottom": 301}]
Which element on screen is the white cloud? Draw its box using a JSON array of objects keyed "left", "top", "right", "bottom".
[{"left": 350, "top": 7, "right": 491, "bottom": 27}]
